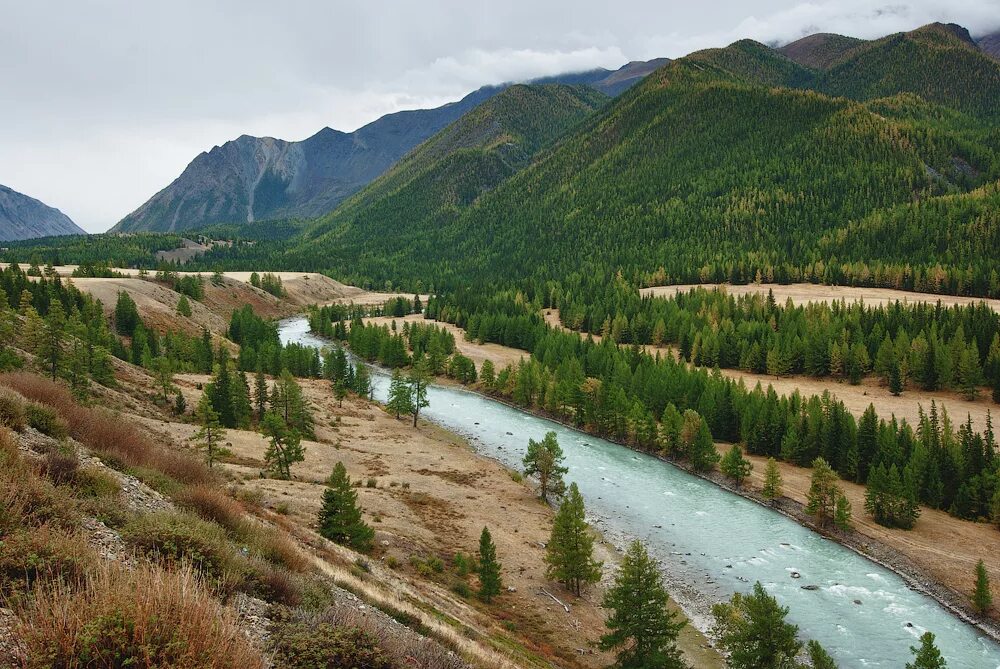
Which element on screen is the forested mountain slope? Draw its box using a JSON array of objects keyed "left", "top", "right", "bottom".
[
  {"left": 300, "top": 84, "right": 606, "bottom": 256},
  {"left": 112, "top": 64, "right": 662, "bottom": 235},
  {"left": 287, "top": 25, "right": 999, "bottom": 292}
]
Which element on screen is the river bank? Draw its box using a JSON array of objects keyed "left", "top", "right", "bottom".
[{"left": 286, "top": 315, "right": 1000, "bottom": 666}]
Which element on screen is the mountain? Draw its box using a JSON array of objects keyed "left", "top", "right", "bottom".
[
  {"left": 778, "top": 33, "right": 865, "bottom": 69},
  {"left": 286, "top": 23, "right": 999, "bottom": 290},
  {"left": 979, "top": 31, "right": 1000, "bottom": 61},
  {"left": 113, "top": 61, "right": 665, "bottom": 234},
  {"left": 0, "top": 185, "right": 85, "bottom": 241},
  {"left": 301, "top": 84, "right": 607, "bottom": 271}
]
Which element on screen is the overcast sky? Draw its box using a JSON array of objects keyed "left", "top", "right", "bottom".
[{"left": 2, "top": 0, "right": 998, "bottom": 232}]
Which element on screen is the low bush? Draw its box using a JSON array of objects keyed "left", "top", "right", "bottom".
[
  {"left": 176, "top": 484, "right": 245, "bottom": 530},
  {"left": 0, "top": 373, "right": 211, "bottom": 486},
  {"left": 43, "top": 448, "right": 79, "bottom": 485},
  {"left": 122, "top": 510, "right": 237, "bottom": 581},
  {"left": 12, "top": 563, "right": 264, "bottom": 668},
  {"left": 25, "top": 402, "right": 69, "bottom": 439},
  {"left": 0, "top": 387, "right": 26, "bottom": 431},
  {"left": 73, "top": 466, "right": 121, "bottom": 499},
  {"left": 0, "top": 525, "right": 94, "bottom": 597},
  {"left": 0, "top": 451, "right": 79, "bottom": 533},
  {"left": 269, "top": 614, "right": 395, "bottom": 669}
]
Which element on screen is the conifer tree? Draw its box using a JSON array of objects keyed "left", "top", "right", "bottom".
[
  {"left": 386, "top": 369, "right": 413, "bottom": 419},
  {"left": 477, "top": 526, "right": 502, "bottom": 603},
  {"left": 807, "top": 640, "right": 838, "bottom": 669},
  {"left": 254, "top": 365, "right": 268, "bottom": 422},
  {"left": 354, "top": 360, "right": 372, "bottom": 398},
  {"left": 599, "top": 540, "right": 686, "bottom": 669},
  {"left": 208, "top": 348, "right": 235, "bottom": 427},
  {"left": 193, "top": 392, "right": 226, "bottom": 468},
  {"left": 176, "top": 294, "right": 192, "bottom": 317},
  {"left": 762, "top": 457, "right": 783, "bottom": 502},
  {"left": 318, "top": 461, "right": 374, "bottom": 551},
  {"left": 150, "top": 355, "right": 173, "bottom": 402},
  {"left": 40, "top": 299, "right": 66, "bottom": 380},
  {"left": 408, "top": 355, "right": 431, "bottom": 426},
  {"left": 906, "top": 632, "right": 947, "bottom": 669},
  {"left": 806, "top": 458, "right": 841, "bottom": 527},
  {"left": 690, "top": 416, "right": 720, "bottom": 472},
  {"left": 545, "top": 482, "right": 602, "bottom": 596},
  {"left": 720, "top": 445, "right": 752, "bottom": 487},
  {"left": 974, "top": 559, "right": 992, "bottom": 614},
  {"left": 835, "top": 491, "right": 853, "bottom": 530},
  {"left": 261, "top": 410, "right": 305, "bottom": 480},
  {"left": 479, "top": 359, "right": 496, "bottom": 390},
  {"left": 271, "top": 369, "right": 314, "bottom": 438},
  {"left": 711, "top": 581, "right": 801, "bottom": 669},
  {"left": 523, "top": 431, "right": 568, "bottom": 501}
]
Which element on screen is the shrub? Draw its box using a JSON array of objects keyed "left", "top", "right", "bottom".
[
  {"left": 43, "top": 448, "right": 79, "bottom": 485},
  {"left": 12, "top": 563, "right": 264, "bottom": 668},
  {"left": 0, "top": 387, "right": 26, "bottom": 431},
  {"left": 245, "top": 558, "right": 304, "bottom": 606},
  {"left": 73, "top": 466, "right": 121, "bottom": 499},
  {"left": 25, "top": 402, "right": 69, "bottom": 439},
  {"left": 176, "top": 484, "right": 245, "bottom": 531},
  {"left": 122, "top": 510, "right": 238, "bottom": 581},
  {"left": 0, "top": 525, "right": 94, "bottom": 597},
  {"left": 451, "top": 580, "right": 472, "bottom": 599},
  {"left": 0, "top": 454, "right": 79, "bottom": 533},
  {"left": 0, "top": 373, "right": 211, "bottom": 486},
  {"left": 269, "top": 615, "right": 394, "bottom": 669}
]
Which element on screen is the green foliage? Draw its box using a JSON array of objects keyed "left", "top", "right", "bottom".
[
  {"left": 24, "top": 401, "right": 68, "bottom": 439},
  {"left": 864, "top": 463, "right": 920, "bottom": 529},
  {"left": 974, "top": 559, "right": 992, "bottom": 614},
  {"left": 268, "top": 614, "right": 394, "bottom": 669},
  {"left": 545, "top": 482, "right": 602, "bottom": 596},
  {"left": 906, "top": 631, "right": 948, "bottom": 669},
  {"left": 599, "top": 540, "right": 687, "bottom": 669},
  {"left": 476, "top": 526, "right": 502, "bottom": 603},
  {"left": 386, "top": 369, "right": 414, "bottom": 419},
  {"left": 720, "top": 445, "right": 753, "bottom": 487},
  {"left": 318, "top": 462, "right": 374, "bottom": 552},
  {"left": 762, "top": 458, "right": 783, "bottom": 502},
  {"left": 711, "top": 581, "right": 801, "bottom": 669},
  {"left": 261, "top": 411, "right": 305, "bottom": 480},
  {"left": 523, "top": 431, "right": 568, "bottom": 501},
  {"left": 806, "top": 458, "right": 843, "bottom": 527},
  {"left": 122, "top": 510, "right": 237, "bottom": 580},
  {"left": 193, "top": 393, "right": 227, "bottom": 467},
  {"left": 176, "top": 293, "right": 192, "bottom": 317}
]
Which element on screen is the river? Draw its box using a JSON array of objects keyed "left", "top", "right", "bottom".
[{"left": 279, "top": 316, "right": 1000, "bottom": 668}]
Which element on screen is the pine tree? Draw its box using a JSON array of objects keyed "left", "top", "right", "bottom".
[
  {"left": 762, "top": 457, "right": 783, "bottom": 502},
  {"left": 334, "top": 378, "right": 348, "bottom": 407},
  {"left": 689, "top": 416, "right": 719, "bottom": 472},
  {"left": 271, "top": 369, "right": 314, "bottom": 438},
  {"left": 720, "top": 445, "right": 753, "bottom": 487},
  {"left": 479, "top": 359, "right": 496, "bottom": 390},
  {"left": 208, "top": 348, "right": 235, "bottom": 427},
  {"left": 254, "top": 365, "right": 268, "bottom": 422},
  {"left": 408, "top": 355, "right": 431, "bottom": 426},
  {"left": 711, "top": 581, "right": 801, "bottom": 669},
  {"left": 261, "top": 410, "right": 305, "bottom": 480},
  {"left": 545, "top": 483, "right": 602, "bottom": 596},
  {"left": 318, "top": 462, "right": 374, "bottom": 552},
  {"left": 523, "top": 431, "right": 568, "bottom": 501},
  {"left": 477, "top": 526, "right": 502, "bottom": 603},
  {"left": 176, "top": 294, "right": 192, "bottom": 317},
  {"left": 889, "top": 357, "right": 904, "bottom": 396},
  {"left": 835, "top": 491, "right": 852, "bottom": 530},
  {"left": 193, "top": 392, "right": 226, "bottom": 467},
  {"left": 974, "top": 559, "right": 992, "bottom": 614},
  {"left": 40, "top": 299, "right": 66, "bottom": 380},
  {"left": 807, "top": 640, "right": 838, "bottom": 669},
  {"left": 806, "top": 457, "right": 841, "bottom": 527},
  {"left": 386, "top": 369, "right": 413, "bottom": 419},
  {"left": 150, "top": 355, "right": 173, "bottom": 402},
  {"left": 906, "top": 632, "right": 947, "bottom": 669},
  {"left": 599, "top": 540, "right": 687, "bottom": 669},
  {"left": 354, "top": 361, "right": 372, "bottom": 398}
]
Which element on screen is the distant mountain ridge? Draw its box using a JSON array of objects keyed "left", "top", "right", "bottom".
[
  {"left": 0, "top": 185, "right": 85, "bottom": 241},
  {"left": 112, "top": 61, "right": 665, "bottom": 234}
]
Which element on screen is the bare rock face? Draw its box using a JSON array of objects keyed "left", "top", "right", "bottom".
[{"left": 0, "top": 184, "right": 86, "bottom": 241}]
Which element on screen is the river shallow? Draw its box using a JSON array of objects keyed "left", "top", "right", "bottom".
[{"left": 280, "top": 316, "right": 1000, "bottom": 668}]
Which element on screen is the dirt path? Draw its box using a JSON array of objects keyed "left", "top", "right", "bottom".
[
  {"left": 718, "top": 443, "right": 1000, "bottom": 623},
  {"left": 159, "top": 373, "right": 723, "bottom": 668},
  {"left": 642, "top": 283, "right": 1000, "bottom": 313}
]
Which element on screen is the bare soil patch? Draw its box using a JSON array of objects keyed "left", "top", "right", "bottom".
[{"left": 642, "top": 283, "right": 1000, "bottom": 313}]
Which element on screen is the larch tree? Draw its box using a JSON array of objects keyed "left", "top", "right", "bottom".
[
  {"left": 261, "top": 410, "right": 305, "bottom": 480},
  {"left": 477, "top": 526, "right": 502, "bottom": 603},
  {"left": 523, "top": 431, "right": 568, "bottom": 502},
  {"left": 806, "top": 458, "right": 842, "bottom": 527},
  {"left": 974, "top": 559, "right": 992, "bottom": 614},
  {"left": 318, "top": 461, "right": 374, "bottom": 552},
  {"left": 386, "top": 369, "right": 413, "bottom": 419},
  {"left": 711, "top": 581, "right": 801, "bottom": 669},
  {"left": 720, "top": 445, "right": 753, "bottom": 487},
  {"left": 598, "top": 540, "right": 687, "bottom": 669},
  {"left": 407, "top": 355, "right": 431, "bottom": 426},
  {"left": 545, "top": 482, "right": 602, "bottom": 596},
  {"left": 193, "top": 392, "right": 226, "bottom": 468},
  {"left": 906, "top": 632, "right": 947, "bottom": 669},
  {"left": 762, "top": 457, "right": 783, "bottom": 502}
]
